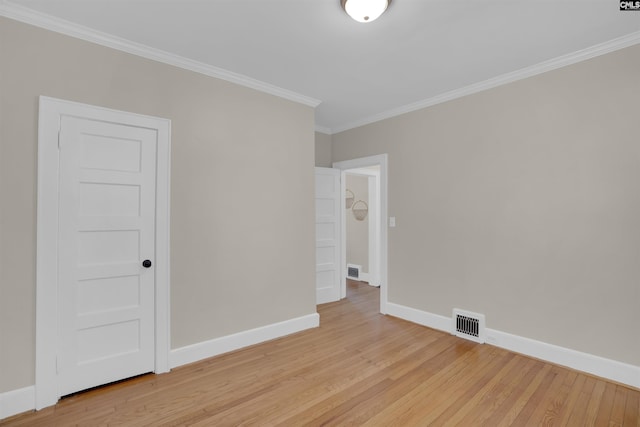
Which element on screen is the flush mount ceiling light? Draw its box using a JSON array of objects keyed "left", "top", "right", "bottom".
[{"left": 341, "top": 0, "right": 391, "bottom": 23}]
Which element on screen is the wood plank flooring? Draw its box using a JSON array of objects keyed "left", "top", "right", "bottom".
[{"left": 3, "top": 280, "right": 639, "bottom": 426}]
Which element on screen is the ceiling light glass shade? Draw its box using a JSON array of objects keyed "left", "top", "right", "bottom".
[{"left": 341, "top": 0, "right": 391, "bottom": 23}]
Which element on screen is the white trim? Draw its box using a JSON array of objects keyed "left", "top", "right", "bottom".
[
  {"left": 340, "top": 175, "right": 347, "bottom": 298},
  {"left": 486, "top": 328, "right": 640, "bottom": 390},
  {"left": 358, "top": 272, "right": 371, "bottom": 283},
  {"left": 387, "top": 302, "right": 451, "bottom": 332},
  {"left": 330, "top": 31, "right": 640, "bottom": 134},
  {"left": 0, "top": 386, "right": 35, "bottom": 420},
  {"left": 0, "top": 2, "right": 320, "bottom": 108},
  {"left": 4, "top": 312, "right": 319, "bottom": 419},
  {"left": 314, "top": 125, "right": 332, "bottom": 135},
  {"left": 367, "top": 174, "right": 380, "bottom": 287},
  {"left": 3, "top": 2, "right": 637, "bottom": 133},
  {"left": 36, "top": 96, "right": 171, "bottom": 410},
  {"left": 343, "top": 169, "right": 376, "bottom": 177},
  {"left": 386, "top": 302, "right": 640, "bottom": 389},
  {"left": 333, "top": 154, "right": 388, "bottom": 314},
  {"left": 154, "top": 120, "right": 172, "bottom": 375},
  {"left": 169, "top": 313, "right": 320, "bottom": 368}
]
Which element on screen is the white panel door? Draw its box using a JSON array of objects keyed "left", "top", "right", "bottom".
[
  {"left": 315, "top": 167, "right": 341, "bottom": 304},
  {"left": 57, "top": 115, "right": 157, "bottom": 396}
]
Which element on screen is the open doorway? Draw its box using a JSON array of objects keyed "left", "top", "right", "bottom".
[
  {"left": 344, "top": 167, "right": 380, "bottom": 287},
  {"left": 333, "top": 154, "right": 388, "bottom": 314}
]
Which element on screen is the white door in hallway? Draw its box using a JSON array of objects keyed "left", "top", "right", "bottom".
[
  {"left": 315, "top": 167, "right": 341, "bottom": 304},
  {"left": 57, "top": 115, "right": 157, "bottom": 396}
]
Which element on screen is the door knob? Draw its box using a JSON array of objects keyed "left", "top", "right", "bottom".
[{"left": 142, "top": 260, "right": 152, "bottom": 268}]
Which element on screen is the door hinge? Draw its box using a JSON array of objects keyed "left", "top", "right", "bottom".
[
  {"left": 57, "top": 131, "right": 61, "bottom": 149},
  {"left": 56, "top": 355, "right": 60, "bottom": 374}
]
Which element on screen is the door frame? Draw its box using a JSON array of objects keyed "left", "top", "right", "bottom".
[
  {"left": 35, "top": 96, "right": 171, "bottom": 409},
  {"left": 333, "top": 154, "right": 388, "bottom": 314}
]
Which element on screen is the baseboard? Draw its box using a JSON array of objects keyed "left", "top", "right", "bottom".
[
  {"left": 485, "top": 328, "right": 640, "bottom": 389},
  {"left": 4, "top": 306, "right": 636, "bottom": 421},
  {"left": 169, "top": 313, "right": 320, "bottom": 368},
  {"left": 386, "top": 302, "right": 640, "bottom": 389},
  {"left": 387, "top": 302, "right": 451, "bottom": 332},
  {"left": 0, "top": 314, "right": 319, "bottom": 420},
  {"left": 0, "top": 386, "right": 35, "bottom": 420}
]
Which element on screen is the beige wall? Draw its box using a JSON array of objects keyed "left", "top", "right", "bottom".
[
  {"left": 346, "top": 174, "right": 369, "bottom": 274},
  {"left": 0, "top": 17, "right": 316, "bottom": 393},
  {"left": 333, "top": 44, "right": 640, "bottom": 367},
  {"left": 314, "top": 131, "right": 332, "bottom": 167}
]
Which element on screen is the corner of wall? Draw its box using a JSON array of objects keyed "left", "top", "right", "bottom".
[{"left": 314, "top": 131, "right": 333, "bottom": 167}]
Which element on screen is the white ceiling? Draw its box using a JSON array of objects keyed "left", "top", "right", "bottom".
[{"left": 3, "top": 0, "right": 640, "bottom": 133}]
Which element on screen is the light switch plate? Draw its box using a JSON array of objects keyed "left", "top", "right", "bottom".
[{"left": 389, "top": 217, "right": 396, "bottom": 227}]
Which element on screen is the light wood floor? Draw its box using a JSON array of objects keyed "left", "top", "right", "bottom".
[{"left": 3, "top": 280, "right": 639, "bottom": 426}]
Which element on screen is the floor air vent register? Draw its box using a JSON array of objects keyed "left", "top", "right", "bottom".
[
  {"left": 347, "top": 264, "right": 361, "bottom": 280},
  {"left": 452, "top": 308, "right": 486, "bottom": 344}
]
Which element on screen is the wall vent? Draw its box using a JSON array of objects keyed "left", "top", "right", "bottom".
[
  {"left": 452, "top": 308, "right": 486, "bottom": 344},
  {"left": 347, "top": 264, "right": 361, "bottom": 280}
]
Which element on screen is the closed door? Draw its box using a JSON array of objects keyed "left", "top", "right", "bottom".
[
  {"left": 57, "top": 115, "right": 157, "bottom": 396},
  {"left": 315, "top": 167, "right": 341, "bottom": 304}
]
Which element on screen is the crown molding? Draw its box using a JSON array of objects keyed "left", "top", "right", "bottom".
[
  {"left": 0, "top": 1, "right": 321, "bottom": 108},
  {"left": 331, "top": 30, "right": 640, "bottom": 134},
  {"left": 2, "top": 1, "right": 638, "bottom": 133},
  {"left": 314, "top": 125, "right": 333, "bottom": 135}
]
